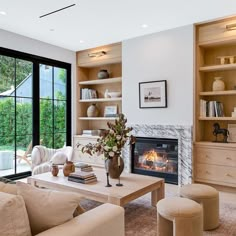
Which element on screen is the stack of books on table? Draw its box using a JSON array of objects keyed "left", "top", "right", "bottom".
[
  {"left": 68, "top": 171, "right": 97, "bottom": 184},
  {"left": 75, "top": 163, "right": 93, "bottom": 172}
]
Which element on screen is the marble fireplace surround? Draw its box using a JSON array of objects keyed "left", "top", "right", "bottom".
[{"left": 123, "top": 124, "right": 193, "bottom": 186}]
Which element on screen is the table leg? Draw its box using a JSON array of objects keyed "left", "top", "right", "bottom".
[{"left": 151, "top": 181, "right": 165, "bottom": 206}]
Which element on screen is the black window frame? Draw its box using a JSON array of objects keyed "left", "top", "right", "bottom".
[{"left": 0, "top": 47, "right": 71, "bottom": 180}]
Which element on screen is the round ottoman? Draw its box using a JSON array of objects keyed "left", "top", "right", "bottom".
[
  {"left": 156, "top": 197, "right": 203, "bottom": 236},
  {"left": 179, "top": 184, "right": 219, "bottom": 230}
]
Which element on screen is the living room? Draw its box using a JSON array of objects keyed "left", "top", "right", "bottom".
[{"left": 0, "top": 1, "right": 236, "bottom": 236}]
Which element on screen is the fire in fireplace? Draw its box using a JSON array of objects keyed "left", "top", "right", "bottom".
[{"left": 131, "top": 137, "right": 178, "bottom": 184}]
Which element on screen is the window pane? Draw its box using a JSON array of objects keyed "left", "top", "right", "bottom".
[
  {"left": 54, "top": 133, "right": 66, "bottom": 149},
  {"left": 40, "top": 133, "right": 53, "bottom": 149},
  {"left": 54, "top": 100, "right": 66, "bottom": 133},
  {"left": 0, "top": 137, "right": 15, "bottom": 177},
  {"left": 40, "top": 64, "right": 52, "bottom": 99},
  {"left": 40, "top": 99, "right": 53, "bottom": 134},
  {"left": 54, "top": 67, "right": 66, "bottom": 99},
  {"left": 16, "top": 59, "right": 33, "bottom": 97},
  {"left": 0, "top": 55, "right": 15, "bottom": 96},
  {"left": 0, "top": 97, "right": 15, "bottom": 137},
  {"left": 16, "top": 98, "right": 32, "bottom": 135},
  {"left": 16, "top": 135, "right": 32, "bottom": 173}
]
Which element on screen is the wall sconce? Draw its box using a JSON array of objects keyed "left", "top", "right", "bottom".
[
  {"left": 226, "top": 23, "right": 236, "bottom": 31},
  {"left": 88, "top": 51, "right": 106, "bottom": 58}
]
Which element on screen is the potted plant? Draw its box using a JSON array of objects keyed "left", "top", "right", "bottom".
[{"left": 78, "top": 113, "right": 135, "bottom": 178}]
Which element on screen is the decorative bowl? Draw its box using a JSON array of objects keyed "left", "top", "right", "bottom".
[{"left": 108, "top": 91, "right": 122, "bottom": 98}]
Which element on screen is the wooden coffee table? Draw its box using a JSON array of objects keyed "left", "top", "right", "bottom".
[{"left": 27, "top": 168, "right": 165, "bottom": 207}]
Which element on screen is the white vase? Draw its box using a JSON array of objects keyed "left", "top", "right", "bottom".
[
  {"left": 212, "top": 77, "right": 225, "bottom": 91},
  {"left": 87, "top": 104, "right": 99, "bottom": 117}
]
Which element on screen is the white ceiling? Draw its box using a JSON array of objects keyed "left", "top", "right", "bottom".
[{"left": 0, "top": 0, "right": 236, "bottom": 52}]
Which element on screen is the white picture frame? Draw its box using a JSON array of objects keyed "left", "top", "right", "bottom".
[
  {"left": 227, "top": 124, "right": 236, "bottom": 142},
  {"left": 104, "top": 105, "right": 117, "bottom": 117}
]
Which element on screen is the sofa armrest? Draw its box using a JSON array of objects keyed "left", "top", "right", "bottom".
[{"left": 35, "top": 203, "right": 124, "bottom": 236}]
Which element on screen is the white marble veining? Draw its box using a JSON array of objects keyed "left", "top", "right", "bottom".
[{"left": 123, "top": 124, "right": 192, "bottom": 186}]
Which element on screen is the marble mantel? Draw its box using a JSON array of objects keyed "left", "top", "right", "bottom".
[{"left": 123, "top": 124, "right": 193, "bottom": 186}]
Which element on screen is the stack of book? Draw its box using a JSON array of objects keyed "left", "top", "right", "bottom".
[
  {"left": 200, "top": 99, "right": 224, "bottom": 117},
  {"left": 82, "top": 129, "right": 99, "bottom": 136},
  {"left": 81, "top": 88, "right": 97, "bottom": 100},
  {"left": 75, "top": 163, "right": 93, "bottom": 172},
  {"left": 68, "top": 171, "right": 97, "bottom": 184}
]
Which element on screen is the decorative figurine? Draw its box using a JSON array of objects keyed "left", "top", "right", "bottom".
[{"left": 213, "top": 123, "right": 229, "bottom": 143}]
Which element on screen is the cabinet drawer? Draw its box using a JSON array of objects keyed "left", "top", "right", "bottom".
[
  {"left": 195, "top": 147, "right": 236, "bottom": 167},
  {"left": 198, "top": 19, "right": 236, "bottom": 44},
  {"left": 196, "top": 164, "right": 236, "bottom": 185},
  {"left": 78, "top": 43, "right": 121, "bottom": 67}
]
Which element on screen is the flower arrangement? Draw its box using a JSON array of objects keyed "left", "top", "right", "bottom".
[{"left": 78, "top": 113, "right": 135, "bottom": 160}]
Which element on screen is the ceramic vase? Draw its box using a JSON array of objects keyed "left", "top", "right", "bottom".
[
  {"left": 87, "top": 104, "right": 99, "bottom": 117},
  {"left": 97, "top": 69, "right": 109, "bottom": 79},
  {"left": 105, "top": 156, "right": 124, "bottom": 179},
  {"left": 63, "top": 160, "right": 75, "bottom": 177},
  {"left": 51, "top": 164, "right": 59, "bottom": 177},
  {"left": 212, "top": 77, "right": 225, "bottom": 91}
]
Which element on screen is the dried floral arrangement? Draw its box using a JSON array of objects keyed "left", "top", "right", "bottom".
[{"left": 78, "top": 113, "right": 135, "bottom": 160}]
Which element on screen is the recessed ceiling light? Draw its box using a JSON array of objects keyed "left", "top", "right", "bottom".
[
  {"left": 0, "top": 11, "right": 6, "bottom": 16},
  {"left": 141, "top": 24, "right": 148, "bottom": 28},
  {"left": 50, "top": 29, "right": 55, "bottom": 32},
  {"left": 79, "top": 40, "right": 84, "bottom": 43}
]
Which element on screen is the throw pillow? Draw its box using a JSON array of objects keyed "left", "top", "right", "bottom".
[
  {"left": 16, "top": 182, "right": 82, "bottom": 235},
  {"left": 50, "top": 151, "right": 67, "bottom": 165},
  {"left": 0, "top": 192, "right": 32, "bottom": 236}
]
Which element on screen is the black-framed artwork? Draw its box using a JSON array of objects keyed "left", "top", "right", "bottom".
[{"left": 139, "top": 80, "right": 167, "bottom": 108}]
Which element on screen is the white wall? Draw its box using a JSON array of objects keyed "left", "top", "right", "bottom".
[
  {"left": 122, "top": 25, "right": 194, "bottom": 126},
  {"left": 0, "top": 29, "right": 77, "bottom": 137}
]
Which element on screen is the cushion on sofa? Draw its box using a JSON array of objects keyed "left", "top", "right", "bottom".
[
  {"left": 0, "top": 182, "right": 17, "bottom": 195},
  {"left": 0, "top": 192, "right": 32, "bottom": 236},
  {"left": 16, "top": 182, "right": 82, "bottom": 235},
  {"left": 50, "top": 152, "right": 67, "bottom": 165}
]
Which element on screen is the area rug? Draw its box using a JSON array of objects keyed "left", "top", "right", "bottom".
[{"left": 79, "top": 192, "right": 236, "bottom": 236}]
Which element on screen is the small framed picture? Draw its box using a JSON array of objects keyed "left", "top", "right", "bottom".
[
  {"left": 227, "top": 124, "right": 236, "bottom": 142},
  {"left": 104, "top": 105, "right": 118, "bottom": 117},
  {"left": 139, "top": 80, "right": 167, "bottom": 108}
]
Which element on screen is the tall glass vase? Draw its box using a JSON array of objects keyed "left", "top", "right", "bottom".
[{"left": 105, "top": 156, "right": 124, "bottom": 179}]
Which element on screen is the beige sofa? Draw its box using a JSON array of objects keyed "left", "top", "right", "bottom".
[{"left": 0, "top": 182, "right": 125, "bottom": 236}]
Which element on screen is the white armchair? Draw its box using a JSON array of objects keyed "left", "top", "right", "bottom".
[{"left": 31, "top": 145, "right": 74, "bottom": 175}]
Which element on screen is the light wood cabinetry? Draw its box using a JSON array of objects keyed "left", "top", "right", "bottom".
[
  {"left": 74, "top": 43, "right": 122, "bottom": 166},
  {"left": 194, "top": 17, "right": 236, "bottom": 187}
]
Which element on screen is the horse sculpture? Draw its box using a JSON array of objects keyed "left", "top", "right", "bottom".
[{"left": 213, "top": 123, "right": 229, "bottom": 143}]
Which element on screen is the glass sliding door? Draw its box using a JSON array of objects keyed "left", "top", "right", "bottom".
[
  {"left": 0, "top": 47, "right": 71, "bottom": 179},
  {"left": 0, "top": 55, "right": 33, "bottom": 176},
  {"left": 40, "top": 65, "right": 67, "bottom": 149}
]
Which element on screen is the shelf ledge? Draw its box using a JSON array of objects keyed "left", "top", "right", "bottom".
[
  {"left": 199, "top": 64, "right": 236, "bottom": 72},
  {"left": 199, "top": 117, "right": 236, "bottom": 121},
  {"left": 79, "top": 98, "right": 122, "bottom": 102},
  {"left": 78, "top": 117, "right": 117, "bottom": 121},
  {"left": 199, "top": 90, "right": 236, "bottom": 96},
  {"left": 79, "top": 77, "right": 122, "bottom": 85}
]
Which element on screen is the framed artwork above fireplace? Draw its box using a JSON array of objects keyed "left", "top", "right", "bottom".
[{"left": 139, "top": 80, "right": 167, "bottom": 108}]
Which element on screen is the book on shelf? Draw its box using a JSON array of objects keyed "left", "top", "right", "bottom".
[
  {"left": 81, "top": 88, "right": 97, "bottom": 100},
  {"left": 200, "top": 99, "right": 224, "bottom": 117},
  {"left": 82, "top": 130, "right": 99, "bottom": 136}
]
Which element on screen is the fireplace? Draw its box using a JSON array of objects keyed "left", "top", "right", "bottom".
[{"left": 131, "top": 137, "right": 178, "bottom": 184}]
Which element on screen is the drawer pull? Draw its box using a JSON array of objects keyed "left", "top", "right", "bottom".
[
  {"left": 226, "top": 157, "right": 232, "bottom": 160},
  {"left": 225, "top": 173, "right": 232, "bottom": 177},
  {"left": 205, "top": 171, "right": 210, "bottom": 175},
  {"left": 205, "top": 155, "right": 210, "bottom": 159}
]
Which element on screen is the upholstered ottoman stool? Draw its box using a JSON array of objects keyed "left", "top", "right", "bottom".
[
  {"left": 156, "top": 197, "right": 203, "bottom": 236},
  {"left": 179, "top": 184, "right": 219, "bottom": 230}
]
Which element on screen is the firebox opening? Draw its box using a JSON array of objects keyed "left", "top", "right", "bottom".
[{"left": 131, "top": 137, "right": 178, "bottom": 185}]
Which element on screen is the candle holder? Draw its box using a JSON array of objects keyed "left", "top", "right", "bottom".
[
  {"left": 106, "top": 172, "right": 112, "bottom": 187},
  {"left": 116, "top": 166, "right": 123, "bottom": 187}
]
